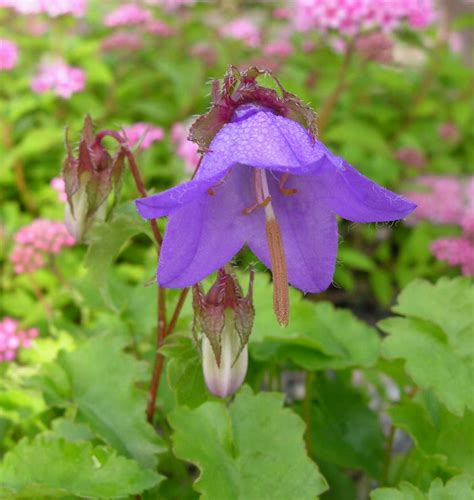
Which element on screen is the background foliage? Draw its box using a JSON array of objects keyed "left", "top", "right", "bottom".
[{"left": 0, "top": 1, "right": 473, "bottom": 499}]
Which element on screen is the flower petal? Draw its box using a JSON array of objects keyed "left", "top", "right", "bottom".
[
  {"left": 246, "top": 173, "right": 338, "bottom": 293},
  {"left": 135, "top": 175, "right": 221, "bottom": 219},
  {"left": 196, "top": 106, "right": 328, "bottom": 181},
  {"left": 158, "top": 167, "right": 252, "bottom": 288},
  {"left": 317, "top": 158, "right": 416, "bottom": 222}
]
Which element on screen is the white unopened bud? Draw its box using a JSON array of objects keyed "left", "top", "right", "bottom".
[{"left": 202, "top": 311, "right": 248, "bottom": 398}]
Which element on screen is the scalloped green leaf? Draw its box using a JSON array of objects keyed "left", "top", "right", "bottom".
[
  {"left": 371, "top": 474, "right": 474, "bottom": 499},
  {"left": 388, "top": 397, "right": 474, "bottom": 475},
  {"left": 392, "top": 278, "right": 474, "bottom": 360},
  {"left": 251, "top": 278, "right": 380, "bottom": 370},
  {"left": 34, "top": 335, "right": 165, "bottom": 467},
  {"left": 169, "top": 386, "right": 328, "bottom": 499},
  {"left": 380, "top": 316, "right": 474, "bottom": 416},
  {"left": 0, "top": 435, "right": 162, "bottom": 498}
]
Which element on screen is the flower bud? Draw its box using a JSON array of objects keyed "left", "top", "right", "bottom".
[
  {"left": 193, "top": 268, "right": 254, "bottom": 398},
  {"left": 63, "top": 115, "right": 125, "bottom": 241}
]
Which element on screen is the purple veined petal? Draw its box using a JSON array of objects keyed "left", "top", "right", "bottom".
[
  {"left": 195, "top": 105, "right": 329, "bottom": 181},
  {"left": 246, "top": 172, "right": 338, "bottom": 293},
  {"left": 316, "top": 158, "right": 417, "bottom": 223},
  {"left": 158, "top": 166, "right": 254, "bottom": 288},
  {"left": 135, "top": 173, "right": 224, "bottom": 219}
]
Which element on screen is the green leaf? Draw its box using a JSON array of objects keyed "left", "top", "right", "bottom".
[
  {"left": 84, "top": 202, "right": 150, "bottom": 306},
  {"left": 388, "top": 397, "right": 474, "bottom": 475},
  {"left": 0, "top": 435, "right": 162, "bottom": 498},
  {"left": 169, "top": 386, "right": 328, "bottom": 499},
  {"left": 251, "top": 278, "right": 380, "bottom": 370},
  {"left": 380, "top": 316, "right": 474, "bottom": 416},
  {"left": 391, "top": 278, "right": 474, "bottom": 360},
  {"left": 338, "top": 247, "right": 376, "bottom": 272},
  {"left": 371, "top": 475, "right": 474, "bottom": 500},
  {"left": 309, "top": 373, "right": 385, "bottom": 478},
  {"left": 160, "top": 335, "right": 209, "bottom": 409},
  {"left": 35, "top": 335, "right": 165, "bottom": 467}
]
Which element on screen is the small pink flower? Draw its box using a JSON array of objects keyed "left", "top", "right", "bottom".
[
  {"left": 273, "top": 7, "right": 290, "bottom": 19},
  {"left": 147, "top": 20, "right": 174, "bottom": 36},
  {"left": 104, "top": 4, "right": 151, "bottom": 27},
  {"left": 263, "top": 39, "right": 293, "bottom": 58},
  {"left": 171, "top": 122, "right": 200, "bottom": 173},
  {"left": 10, "top": 219, "right": 75, "bottom": 274},
  {"left": 438, "top": 122, "right": 460, "bottom": 143},
  {"left": 1, "top": 0, "right": 86, "bottom": 16},
  {"left": 431, "top": 237, "right": 474, "bottom": 276},
  {"left": 293, "top": 0, "right": 435, "bottom": 36},
  {"left": 220, "top": 19, "right": 260, "bottom": 48},
  {"left": 123, "top": 123, "right": 164, "bottom": 150},
  {"left": 0, "top": 39, "right": 18, "bottom": 71},
  {"left": 0, "top": 317, "right": 38, "bottom": 362},
  {"left": 395, "top": 147, "right": 426, "bottom": 169},
  {"left": 50, "top": 177, "right": 68, "bottom": 203},
  {"left": 31, "top": 60, "right": 85, "bottom": 99},
  {"left": 101, "top": 32, "right": 143, "bottom": 52},
  {"left": 356, "top": 32, "right": 394, "bottom": 63}
]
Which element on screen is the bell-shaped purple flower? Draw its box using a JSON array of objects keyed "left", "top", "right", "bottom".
[{"left": 136, "top": 69, "right": 416, "bottom": 324}]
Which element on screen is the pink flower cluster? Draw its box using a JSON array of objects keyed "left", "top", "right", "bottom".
[
  {"left": 263, "top": 39, "right": 294, "bottom": 58},
  {"left": 431, "top": 238, "right": 474, "bottom": 276},
  {"left": 50, "top": 177, "right": 67, "bottom": 203},
  {"left": 31, "top": 60, "right": 85, "bottom": 99},
  {"left": 0, "top": 38, "right": 18, "bottom": 71},
  {"left": 406, "top": 176, "right": 470, "bottom": 226},
  {"left": 101, "top": 32, "right": 144, "bottom": 52},
  {"left": 171, "top": 122, "right": 200, "bottom": 173},
  {"left": 1, "top": 0, "right": 86, "bottom": 17},
  {"left": 219, "top": 19, "right": 261, "bottom": 48},
  {"left": 406, "top": 176, "right": 474, "bottom": 276},
  {"left": 10, "top": 219, "right": 75, "bottom": 274},
  {"left": 104, "top": 4, "right": 151, "bottom": 27},
  {"left": 123, "top": 123, "right": 164, "bottom": 150},
  {"left": 0, "top": 318, "right": 38, "bottom": 362},
  {"left": 293, "top": 0, "right": 435, "bottom": 36}
]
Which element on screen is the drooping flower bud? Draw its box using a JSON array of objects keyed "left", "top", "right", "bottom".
[
  {"left": 193, "top": 268, "right": 254, "bottom": 398},
  {"left": 63, "top": 115, "right": 125, "bottom": 241}
]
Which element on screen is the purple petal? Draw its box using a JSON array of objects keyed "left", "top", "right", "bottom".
[
  {"left": 135, "top": 175, "right": 221, "bottom": 219},
  {"left": 316, "top": 158, "right": 416, "bottom": 223},
  {"left": 195, "top": 106, "right": 328, "bottom": 181},
  {"left": 246, "top": 173, "right": 338, "bottom": 293},
  {"left": 158, "top": 167, "right": 252, "bottom": 288}
]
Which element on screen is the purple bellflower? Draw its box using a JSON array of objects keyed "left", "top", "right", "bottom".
[{"left": 136, "top": 67, "right": 416, "bottom": 325}]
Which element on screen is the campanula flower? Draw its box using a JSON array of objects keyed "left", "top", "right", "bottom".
[{"left": 136, "top": 67, "right": 416, "bottom": 324}]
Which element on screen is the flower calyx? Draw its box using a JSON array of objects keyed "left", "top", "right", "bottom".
[
  {"left": 193, "top": 268, "right": 255, "bottom": 398},
  {"left": 189, "top": 65, "right": 318, "bottom": 152}
]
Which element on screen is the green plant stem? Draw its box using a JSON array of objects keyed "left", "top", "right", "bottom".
[
  {"left": 303, "top": 371, "right": 315, "bottom": 458},
  {"left": 317, "top": 40, "right": 355, "bottom": 135},
  {"left": 382, "top": 425, "right": 396, "bottom": 485},
  {"left": 382, "top": 386, "right": 419, "bottom": 485}
]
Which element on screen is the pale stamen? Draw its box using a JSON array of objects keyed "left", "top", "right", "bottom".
[{"left": 255, "top": 169, "right": 289, "bottom": 326}]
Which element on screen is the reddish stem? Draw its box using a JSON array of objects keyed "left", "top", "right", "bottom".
[
  {"left": 146, "top": 287, "right": 189, "bottom": 422},
  {"left": 124, "top": 149, "right": 162, "bottom": 245}
]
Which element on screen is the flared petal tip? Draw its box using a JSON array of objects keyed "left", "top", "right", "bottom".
[{"left": 135, "top": 197, "right": 154, "bottom": 219}]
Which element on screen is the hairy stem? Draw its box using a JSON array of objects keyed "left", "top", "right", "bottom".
[{"left": 317, "top": 40, "right": 355, "bottom": 135}]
